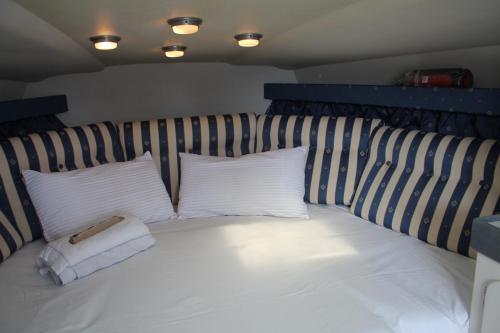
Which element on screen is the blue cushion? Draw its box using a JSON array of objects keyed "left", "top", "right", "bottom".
[{"left": 351, "top": 126, "right": 500, "bottom": 257}]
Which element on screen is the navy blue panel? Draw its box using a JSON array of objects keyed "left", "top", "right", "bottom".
[
  {"left": 317, "top": 117, "right": 336, "bottom": 204},
  {"left": 261, "top": 116, "right": 273, "bottom": 151},
  {"left": 268, "top": 100, "right": 500, "bottom": 140},
  {"left": 0, "top": 95, "right": 68, "bottom": 123},
  {"left": 89, "top": 124, "right": 108, "bottom": 164},
  {"left": 122, "top": 122, "right": 136, "bottom": 160},
  {"left": 73, "top": 127, "right": 94, "bottom": 168},
  {"left": 0, "top": 95, "right": 68, "bottom": 139},
  {"left": 335, "top": 117, "right": 355, "bottom": 202},
  {"left": 174, "top": 118, "right": 185, "bottom": 186},
  {"left": 38, "top": 132, "right": 59, "bottom": 172},
  {"left": 141, "top": 121, "right": 151, "bottom": 154},
  {"left": 240, "top": 113, "right": 251, "bottom": 155},
  {"left": 191, "top": 116, "right": 202, "bottom": 154},
  {"left": 207, "top": 115, "right": 218, "bottom": 156},
  {"left": 0, "top": 115, "right": 66, "bottom": 140},
  {"left": 223, "top": 115, "right": 235, "bottom": 156},
  {"left": 57, "top": 130, "right": 77, "bottom": 170},
  {"left": 158, "top": 119, "right": 172, "bottom": 197},
  {"left": 265, "top": 84, "right": 500, "bottom": 140},
  {"left": 264, "top": 84, "right": 500, "bottom": 116}
]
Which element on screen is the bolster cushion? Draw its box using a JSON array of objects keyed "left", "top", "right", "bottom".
[
  {"left": 256, "top": 115, "right": 382, "bottom": 205},
  {"left": 351, "top": 126, "right": 500, "bottom": 257},
  {"left": 0, "top": 122, "right": 124, "bottom": 245},
  {"left": 117, "top": 113, "right": 257, "bottom": 204}
]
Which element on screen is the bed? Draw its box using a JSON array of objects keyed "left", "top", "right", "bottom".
[{"left": 0, "top": 204, "right": 474, "bottom": 333}]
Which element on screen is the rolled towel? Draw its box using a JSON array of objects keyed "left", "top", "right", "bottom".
[{"left": 36, "top": 214, "right": 155, "bottom": 285}]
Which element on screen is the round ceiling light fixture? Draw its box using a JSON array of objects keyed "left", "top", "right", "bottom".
[
  {"left": 162, "top": 45, "right": 187, "bottom": 58},
  {"left": 167, "top": 17, "right": 202, "bottom": 35},
  {"left": 89, "top": 35, "right": 121, "bottom": 50},
  {"left": 234, "top": 33, "right": 263, "bottom": 47}
]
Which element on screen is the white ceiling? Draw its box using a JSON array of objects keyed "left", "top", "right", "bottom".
[{"left": 2, "top": 0, "right": 500, "bottom": 81}]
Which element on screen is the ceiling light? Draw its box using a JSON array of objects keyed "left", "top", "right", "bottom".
[
  {"left": 89, "top": 35, "right": 121, "bottom": 50},
  {"left": 167, "top": 17, "right": 202, "bottom": 35},
  {"left": 162, "top": 45, "right": 187, "bottom": 58},
  {"left": 234, "top": 33, "right": 263, "bottom": 47}
]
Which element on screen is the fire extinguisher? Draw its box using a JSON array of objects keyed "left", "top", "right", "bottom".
[{"left": 397, "top": 68, "right": 473, "bottom": 88}]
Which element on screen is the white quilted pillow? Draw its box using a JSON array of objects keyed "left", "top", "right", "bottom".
[
  {"left": 177, "top": 147, "right": 309, "bottom": 219},
  {"left": 23, "top": 152, "right": 175, "bottom": 241}
]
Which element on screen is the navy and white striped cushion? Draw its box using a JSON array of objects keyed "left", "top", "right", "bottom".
[
  {"left": 0, "top": 210, "right": 23, "bottom": 263},
  {"left": 256, "top": 115, "right": 382, "bottom": 205},
  {"left": 117, "top": 113, "right": 257, "bottom": 203},
  {"left": 0, "top": 122, "right": 124, "bottom": 244},
  {"left": 351, "top": 126, "right": 500, "bottom": 257}
]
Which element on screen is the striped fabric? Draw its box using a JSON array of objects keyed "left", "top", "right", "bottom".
[
  {"left": 117, "top": 113, "right": 257, "bottom": 203},
  {"left": 351, "top": 126, "right": 500, "bottom": 257},
  {"left": 256, "top": 115, "right": 382, "bottom": 205},
  {"left": 0, "top": 210, "right": 23, "bottom": 263},
  {"left": 0, "top": 122, "right": 123, "bottom": 246}
]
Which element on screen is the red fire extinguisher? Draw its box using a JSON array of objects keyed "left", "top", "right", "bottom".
[{"left": 397, "top": 68, "right": 473, "bottom": 88}]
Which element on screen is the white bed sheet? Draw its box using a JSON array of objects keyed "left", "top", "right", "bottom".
[{"left": 0, "top": 204, "right": 475, "bottom": 333}]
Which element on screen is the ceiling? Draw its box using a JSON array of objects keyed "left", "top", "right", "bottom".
[{"left": 2, "top": 0, "right": 500, "bottom": 81}]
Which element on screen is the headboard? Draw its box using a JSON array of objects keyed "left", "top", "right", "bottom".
[
  {"left": 264, "top": 84, "right": 500, "bottom": 140},
  {"left": 0, "top": 95, "right": 68, "bottom": 139}
]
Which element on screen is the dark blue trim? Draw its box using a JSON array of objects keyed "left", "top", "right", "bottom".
[
  {"left": 264, "top": 84, "right": 500, "bottom": 116},
  {"left": 0, "top": 95, "right": 68, "bottom": 123}
]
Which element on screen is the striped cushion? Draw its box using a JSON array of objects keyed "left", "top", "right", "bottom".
[
  {"left": 0, "top": 210, "right": 23, "bottom": 263},
  {"left": 117, "top": 113, "right": 257, "bottom": 203},
  {"left": 351, "top": 126, "right": 500, "bottom": 257},
  {"left": 256, "top": 115, "right": 382, "bottom": 205},
  {"left": 0, "top": 122, "right": 124, "bottom": 244}
]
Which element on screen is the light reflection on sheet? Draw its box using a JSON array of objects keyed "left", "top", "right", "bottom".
[{"left": 222, "top": 218, "right": 357, "bottom": 269}]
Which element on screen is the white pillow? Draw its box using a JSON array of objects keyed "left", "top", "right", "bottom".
[
  {"left": 23, "top": 152, "right": 175, "bottom": 241},
  {"left": 177, "top": 146, "right": 309, "bottom": 219}
]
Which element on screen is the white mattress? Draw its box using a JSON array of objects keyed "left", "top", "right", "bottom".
[{"left": 0, "top": 205, "right": 475, "bottom": 333}]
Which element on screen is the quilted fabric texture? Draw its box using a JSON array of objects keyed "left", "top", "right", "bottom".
[
  {"left": 351, "top": 126, "right": 500, "bottom": 257},
  {"left": 256, "top": 115, "right": 382, "bottom": 205}
]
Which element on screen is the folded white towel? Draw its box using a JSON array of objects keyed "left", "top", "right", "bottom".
[{"left": 37, "top": 215, "right": 155, "bottom": 285}]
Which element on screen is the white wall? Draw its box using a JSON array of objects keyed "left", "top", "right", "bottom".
[
  {"left": 22, "top": 45, "right": 500, "bottom": 127},
  {"left": 295, "top": 45, "right": 500, "bottom": 88},
  {"left": 24, "top": 63, "right": 296, "bottom": 126},
  {"left": 0, "top": 80, "right": 26, "bottom": 101}
]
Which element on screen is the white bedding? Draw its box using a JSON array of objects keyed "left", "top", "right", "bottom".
[{"left": 0, "top": 205, "right": 475, "bottom": 333}]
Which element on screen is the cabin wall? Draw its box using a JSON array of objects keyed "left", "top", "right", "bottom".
[
  {"left": 0, "top": 80, "right": 27, "bottom": 101},
  {"left": 23, "top": 63, "right": 296, "bottom": 126},
  {"left": 21, "top": 45, "right": 500, "bottom": 127},
  {"left": 295, "top": 45, "right": 500, "bottom": 88}
]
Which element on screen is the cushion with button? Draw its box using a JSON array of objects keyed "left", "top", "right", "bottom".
[
  {"left": 351, "top": 126, "right": 500, "bottom": 257},
  {"left": 256, "top": 115, "right": 382, "bottom": 205},
  {"left": 0, "top": 122, "right": 123, "bottom": 245}
]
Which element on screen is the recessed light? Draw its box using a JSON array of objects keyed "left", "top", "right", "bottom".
[
  {"left": 234, "top": 33, "right": 263, "bottom": 47},
  {"left": 162, "top": 45, "right": 187, "bottom": 58},
  {"left": 89, "top": 35, "right": 121, "bottom": 50},
  {"left": 167, "top": 17, "right": 202, "bottom": 35}
]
